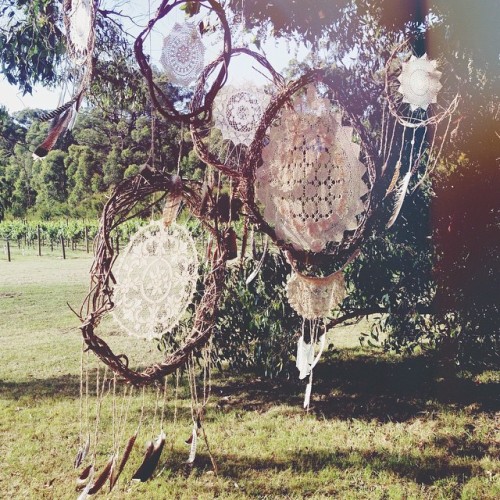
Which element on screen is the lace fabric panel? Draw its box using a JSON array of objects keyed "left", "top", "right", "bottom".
[
  {"left": 256, "top": 86, "right": 368, "bottom": 253},
  {"left": 213, "top": 84, "right": 271, "bottom": 146},
  {"left": 112, "top": 222, "right": 199, "bottom": 340},
  {"left": 286, "top": 270, "right": 346, "bottom": 320},
  {"left": 397, "top": 54, "right": 442, "bottom": 111},
  {"left": 66, "top": 0, "right": 94, "bottom": 65},
  {"left": 160, "top": 23, "right": 205, "bottom": 87}
]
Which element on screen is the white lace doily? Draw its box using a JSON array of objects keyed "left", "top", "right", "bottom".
[
  {"left": 256, "top": 86, "right": 368, "bottom": 253},
  {"left": 213, "top": 84, "right": 270, "bottom": 146},
  {"left": 66, "top": 0, "right": 94, "bottom": 65},
  {"left": 112, "top": 222, "right": 199, "bottom": 340},
  {"left": 286, "top": 270, "right": 346, "bottom": 320},
  {"left": 160, "top": 23, "right": 205, "bottom": 86},
  {"left": 397, "top": 54, "right": 442, "bottom": 111}
]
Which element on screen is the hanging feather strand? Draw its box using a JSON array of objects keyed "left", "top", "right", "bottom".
[
  {"left": 33, "top": 91, "right": 84, "bottom": 159},
  {"left": 109, "top": 432, "right": 137, "bottom": 491},
  {"left": 386, "top": 169, "right": 412, "bottom": 229},
  {"left": 132, "top": 432, "right": 166, "bottom": 482},
  {"left": 87, "top": 454, "right": 115, "bottom": 495}
]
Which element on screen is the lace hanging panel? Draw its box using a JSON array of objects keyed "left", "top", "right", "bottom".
[
  {"left": 256, "top": 86, "right": 368, "bottom": 253},
  {"left": 65, "top": 0, "right": 95, "bottom": 66},
  {"left": 286, "top": 270, "right": 346, "bottom": 320},
  {"left": 397, "top": 54, "right": 442, "bottom": 112},
  {"left": 112, "top": 221, "right": 199, "bottom": 340},
  {"left": 160, "top": 23, "right": 205, "bottom": 87},
  {"left": 213, "top": 84, "right": 271, "bottom": 146}
]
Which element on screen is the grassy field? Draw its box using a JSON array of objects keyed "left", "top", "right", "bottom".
[{"left": 0, "top": 253, "right": 498, "bottom": 499}]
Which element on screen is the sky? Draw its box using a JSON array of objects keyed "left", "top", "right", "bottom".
[{"left": 0, "top": 0, "right": 309, "bottom": 114}]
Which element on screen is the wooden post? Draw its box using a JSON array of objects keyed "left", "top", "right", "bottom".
[
  {"left": 85, "top": 226, "right": 90, "bottom": 253},
  {"left": 61, "top": 235, "right": 66, "bottom": 260},
  {"left": 37, "top": 225, "right": 41, "bottom": 257},
  {"left": 6, "top": 239, "right": 11, "bottom": 262}
]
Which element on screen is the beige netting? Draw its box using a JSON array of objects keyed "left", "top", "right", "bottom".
[
  {"left": 256, "top": 85, "right": 368, "bottom": 253},
  {"left": 286, "top": 270, "right": 346, "bottom": 320},
  {"left": 111, "top": 221, "right": 199, "bottom": 340}
]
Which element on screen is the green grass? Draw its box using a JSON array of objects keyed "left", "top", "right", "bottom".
[{"left": 0, "top": 254, "right": 499, "bottom": 498}]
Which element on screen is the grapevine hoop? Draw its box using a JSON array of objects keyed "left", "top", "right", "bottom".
[
  {"left": 78, "top": 169, "right": 228, "bottom": 386},
  {"left": 134, "top": 0, "right": 232, "bottom": 125}
]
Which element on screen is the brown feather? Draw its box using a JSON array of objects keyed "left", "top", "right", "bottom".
[
  {"left": 76, "top": 464, "right": 94, "bottom": 490},
  {"left": 33, "top": 108, "right": 74, "bottom": 159},
  {"left": 132, "top": 432, "right": 165, "bottom": 482},
  {"left": 109, "top": 433, "right": 137, "bottom": 491},
  {"left": 385, "top": 160, "right": 401, "bottom": 197},
  {"left": 87, "top": 454, "right": 114, "bottom": 495},
  {"left": 131, "top": 440, "right": 154, "bottom": 482}
]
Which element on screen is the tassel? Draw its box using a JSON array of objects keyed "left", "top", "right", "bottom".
[
  {"left": 386, "top": 169, "right": 411, "bottom": 229},
  {"left": 33, "top": 107, "right": 74, "bottom": 159},
  {"left": 76, "top": 464, "right": 94, "bottom": 490},
  {"left": 132, "top": 432, "right": 165, "bottom": 482},
  {"left": 87, "top": 454, "right": 115, "bottom": 495},
  {"left": 109, "top": 432, "right": 137, "bottom": 491}
]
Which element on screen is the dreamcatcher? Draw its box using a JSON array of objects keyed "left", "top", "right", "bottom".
[
  {"left": 63, "top": 0, "right": 96, "bottom": 67},
  {"left": 191, "top": 47, "right": 284, "bottom": 176},
  {"left": 255, "top": 85, "right": 369, "bottom": 254},
  {"left": 382, "top": 40, "right": 459, "bottom": 227},
  {"left": 33, "top": 0, "right": 97, "bottom": 158},
  {"left": 134, "top": 0, "right": 232, "bottom": 124}
]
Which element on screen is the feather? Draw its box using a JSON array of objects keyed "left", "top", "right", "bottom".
[
  {"left": 33, "top": 107, "right": 74, "bottom": 159},
  {"left": 74, "top": 435, "right": 90, "bottom": 469},
  {"left": 132, "top": 432, "right": 166, "bottom": 482},
  {"left": 303, "top": 381, "right": 312, "bottom": 409},
  {"left": 385, "top": 160, "right": 401, "bottom": 197},
  {"left": 386, "top": 169, "right": 412, "bottom": 229},
  {"left": 246, "top": 238, "right": 268, "bottom": 285},
  {"left": 187, "top": 423, "right": 198, "bottom": 464},
  {"left": 131, "top": 440, "right": 154, "bottom": 481},
  {"left": 76, "top": 464, "right": 94, "bottom": 490},
  {"left": 109, "top": 432, "right": 137, "bottom": 491},
  {"left": 87, "top": 454, "right": 115, "bottom": 495},
  {"left": 38, "top": 91, "right": 83, "bottom": 122}
]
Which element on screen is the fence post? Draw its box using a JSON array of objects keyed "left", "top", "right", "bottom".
[
  {"left": 61, "top": 235, "right": 66, "bottom": 260},
  {"left": 6, "top": 239, "right": 11, "bottom": 262},
  {"left": 37, "top": 225, "right": 41, "bottom": 257},
  {"left": 85, "top": 226, "right": 90, "bottom": 253}
]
